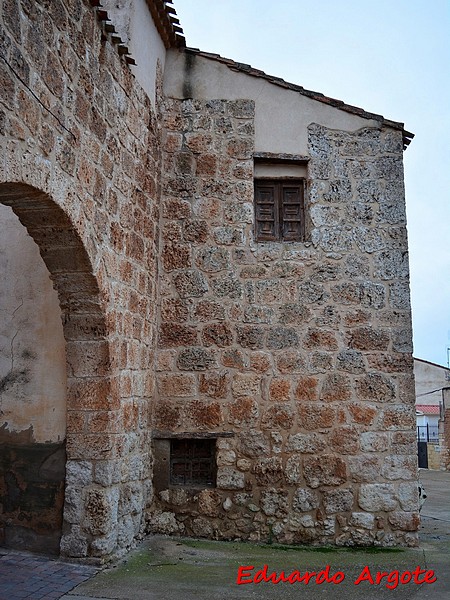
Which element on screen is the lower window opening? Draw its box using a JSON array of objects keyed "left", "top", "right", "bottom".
[{"left": 170, "top": 438, "right": 216, "bottom": 487}]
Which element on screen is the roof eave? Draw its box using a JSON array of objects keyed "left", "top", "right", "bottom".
[{"left": 181, "top": 47, "right": 414, "bottom": 150}]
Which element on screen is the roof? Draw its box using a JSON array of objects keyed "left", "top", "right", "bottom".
[
  {"left": 91, "top": 0, "right": 185, "bottom": 53},
  {"left": 416, "top": 404, "right": 441, "bottom": 415},
  {"left": 145, "top": 0, "right": 185, "bottom": 49},
  {"left": 414, "top": 357, "right": 450, "bottom": 371},
  {"left": 179, "top": 47, "right": 414, "bottom": 150}
]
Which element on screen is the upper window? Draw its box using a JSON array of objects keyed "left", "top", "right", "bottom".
[{"left": 254, "top": 179, "right": 305, "bottom": 242}]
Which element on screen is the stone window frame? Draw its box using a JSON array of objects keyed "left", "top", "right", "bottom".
[
  {"left": 253, "top": 153, "right": 309, "bottom": 243},
  {"left": 152, "top": 431, "right": 234, "bottom": 492}
]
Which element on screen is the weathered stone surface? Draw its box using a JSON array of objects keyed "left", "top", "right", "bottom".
[
  {"left": 158, "top": 373, "right": 196, "bottom": 397},
  {"left": 60, "top": 525, "right": 88, "bottom": 558},
  {"left": 260, "top": 488, "right": 288, "bottom": 516},
  {"left": 287, "top": 433, "right": 325, "bottom": 454},
  {"left": 194, "top": 300, "right": 225, "bottom": 321},
  {"left": 198, "top": 490, "right": 222, "bottom": 517},
  {"left": 348, "top": 402, "right": 377, "bottom": 425},
  {"left": 360, "top": 432, "right": 389, "bottom": 452},
  {"left": 279, "top": 303, "right": 311, "bottom": 325},
  {"left": 381, "top": 455, "right": 417, "bottom": 481},
  {"left": 216, "top": 450, "right": 236, "bottom": 467},
  {"left": 173, "top": 269, "right": 208, "bottom": 298},
  {"left": 211, "top": 272, "right": 243, "bottom": 298},
  {"left": 337, "top": 350, "right": 365, "bottom": 373},
  {"left": 199, "top": 371, "right": 228, "bottom": 398},
  {"left": 294, "top": 376, "right": 319, "bottom": 401},
  {"left": 330, "top": 427, "right": 359, "bottom": 455},
  {"left": 159, "top": 323, "right": 197, "bottom": 348},
  {"left": 228, "top": 397, "right": 258, "bottom": 425},
  {"left": 195, "top": 247, "right": 230, "bottom": 272},
  {"left": 244, "top": 305, "right": 274, "bottom": 324},
  {"left": 216, "top": 467, "right": 245, "bottom": 490},
  {"left": 83, "top": 488, "right": 119, "bottom": 536},
  {"left": 277, "top": 351, "right": 306, "bottom": 374},
  {"left": 267, "top": 327, "right": 299, "bottom": 349},
  {"left": 191, "top": 516, "right": 214, "bottom": 537},
  {"left": 177, "top": 347, "right": 217, "bottom": 371},
  {"left": 232, "top": 373, "right": 260, "bottom": 397},
  {"left": 253, "top": 457, "right": 284, "bottom": 485},
  {"left": 261, "top": 404, "right": 294, "bottom": 429},
  {"left": 304, "top": 329, "right": 338, "bottom": 351},
  {"left": 236, "top": 325, "right": 265, "bottom": 349},
  {"left": 161, "top": 298, "right": 190, "bottom": 322},
  {"left": 380, "top": 406, "right": 415, "bottom": 430},
  {"left": 347, "top": 455, "right": 381, "bottom": 482},
  {"left": 348, "top": 327, "right": 390, "bottom": 351},
  {"left": 202, "top": 323, "right": 233, "bottom": 347},
  {"left": 285, "top": 456, "right": 302, "bottom": 484},
  {"left": 161, "top": 242, "right": 191, "bottom": 271},
  {"left": 269, "top": 378, "right": 291, "bottom": 402},
  {"left": 303, "top": 455, "right": 347, "bottom": 488},
  {"left": 323, "top": 489, "right": 354, "bottom": 514},
  {"left": 358, "top": 484, "right": 397, "bottom": 511},
  {"left": 293, "top": 488, "right": 320, "bottom": 512},
  {"left": 321, "top": 373, "right": 351, "bottom": 402},
  {"left": 356, "top": 373, "right": 396, "bottom": 402},
  {"left": 249, "top": 351, "right": 271, "bottom": 373},
  {"left": 298, "top": 403, "right": 335, "bottom": 430},
  {"left": 239, "top": 431, "right": 269, "bottom": 457},
  {"left": 397, "top": 482, "right": 419, "bottom": 512},
  {"left": 388, "top": 512, "right": 420, "bottom": 532},
  {"left": 148, "top": 512, "right": 184, "bottom": 535},
  {"left": 349, "top": 512, "right": 375, "bottom": 530}
]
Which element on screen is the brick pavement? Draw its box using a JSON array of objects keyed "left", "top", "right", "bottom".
[{"left": 0, "top": 550, "right": 97, "bottom": 600}]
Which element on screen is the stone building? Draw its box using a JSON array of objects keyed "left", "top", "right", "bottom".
[{"left": 0, "top": 0, "right": 418, "bottom": 561}]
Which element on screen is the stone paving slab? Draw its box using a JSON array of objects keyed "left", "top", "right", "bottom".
[{"left": 0, "top": 551, "right": 97, "bottom": 600}]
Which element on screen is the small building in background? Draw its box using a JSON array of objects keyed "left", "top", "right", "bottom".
[{"left": 414, "top": 357, "right": 450, "bottom": 470}]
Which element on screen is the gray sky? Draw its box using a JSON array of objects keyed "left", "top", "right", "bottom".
[{"left": 175, "top": 0, "right": 450, "bottom": 367}]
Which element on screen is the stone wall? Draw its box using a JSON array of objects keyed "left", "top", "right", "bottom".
[
  {"left": 149, "top": 97, "right": 419, "bottom": 546},
  {"left": 441, "top": 388, "right": 450, "bottom": 470},
  {"left": 0, "top": 0, "right": 160, "bottom": 560}
]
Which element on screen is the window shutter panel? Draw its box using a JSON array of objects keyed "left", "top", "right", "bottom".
[
  {"left": 255, "top": 182, "right": 278, "bottom": 241},
  {"left": 281, "top": 183, "right": 304, "bottom": 241}
]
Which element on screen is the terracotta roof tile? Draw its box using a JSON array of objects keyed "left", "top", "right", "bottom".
[
  {"left": 146, "top": 0, "right": 185, "bottom": 48},
  {"left": 416, "top": 404, "right": 441, "bottom": 415}
]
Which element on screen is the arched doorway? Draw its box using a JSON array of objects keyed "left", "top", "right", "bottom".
[{"left": 0, "top": 182, "right": 109, "bottom": 554}]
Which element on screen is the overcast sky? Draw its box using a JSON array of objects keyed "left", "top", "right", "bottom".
[{"left": 175, "top": 0, "right": 450, "bottom": 367}]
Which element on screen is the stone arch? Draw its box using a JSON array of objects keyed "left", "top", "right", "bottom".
[{"left": 0, "top": 182, "right": 111, "bottom": 554}]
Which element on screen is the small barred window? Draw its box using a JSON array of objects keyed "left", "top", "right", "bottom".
[{"left": 170, "top": 438, "right": 216, "bottom": 487}]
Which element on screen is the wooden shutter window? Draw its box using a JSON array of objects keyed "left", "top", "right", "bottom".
[
  {"left": 255, "top": 180, "right": 304, "bottom": 242},
  {"left": 255, "top": 182, "right": 278, "bottom": 241}
]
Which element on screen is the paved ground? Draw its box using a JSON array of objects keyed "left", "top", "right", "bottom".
[
  {"left": 0, "top": 552, "right": 97, "bottom": 600},
  {"left": 0, "top": 469, "right": 448, "bottom": 600}
]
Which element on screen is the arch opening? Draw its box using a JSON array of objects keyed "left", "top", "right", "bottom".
[{"left": 0, "top": 183, "right": 110, "bottom": 554}]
